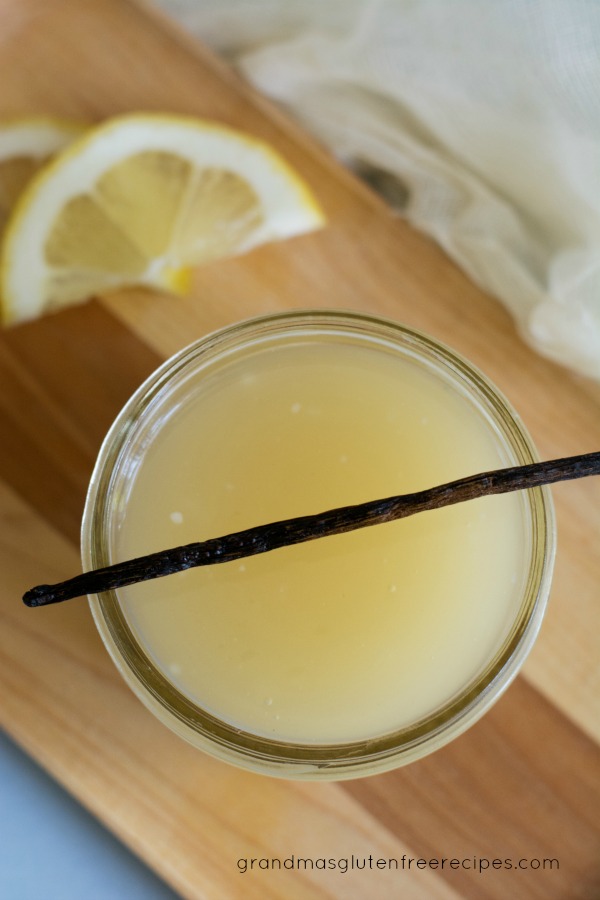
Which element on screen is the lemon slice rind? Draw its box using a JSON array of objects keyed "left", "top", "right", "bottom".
[
  {"left": 0, "top": 117, "right": 85, "bottom": 162},
  {"left": 1, "top": 114, "right": 325, "bottom": 324},
  {"left": 0, "top": 117, "right": 86, "bottom": 245}
]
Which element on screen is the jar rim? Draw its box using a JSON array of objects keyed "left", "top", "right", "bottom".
[{"left": 82, "top": 309, "right": 556, "bottom": 779}]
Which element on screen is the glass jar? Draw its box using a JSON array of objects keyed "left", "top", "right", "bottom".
[{"left": 82, "top": 310, "right": 555, "bottom": 779}]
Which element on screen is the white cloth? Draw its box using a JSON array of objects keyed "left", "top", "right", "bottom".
[{"left": 157, "top": 0, "right": 600, "bottom": 381}]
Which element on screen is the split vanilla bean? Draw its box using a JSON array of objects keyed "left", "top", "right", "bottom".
[{"left": 23, "top": 451, "right": 600, "bottom": 608}]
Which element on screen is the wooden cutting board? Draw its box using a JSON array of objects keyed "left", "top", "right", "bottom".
[{"left": 0, "top": 1, "right": 598, "bottom": 897}]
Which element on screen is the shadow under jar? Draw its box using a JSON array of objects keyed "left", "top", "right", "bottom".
[{"left": 82, "top": 309, "right": 555, "bottom": 779}]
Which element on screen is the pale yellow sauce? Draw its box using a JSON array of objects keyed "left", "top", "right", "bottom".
[{"left": 116, "top": 340, "right": 526, "bottom": 743}]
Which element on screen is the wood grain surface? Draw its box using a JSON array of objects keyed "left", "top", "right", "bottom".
[{"left": 0, "top": 1, "right": 598, "bottom": 898}]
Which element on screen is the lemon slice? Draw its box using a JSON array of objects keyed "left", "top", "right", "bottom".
[
  {"left": 0, "top": 117, "right": 84, "bottom": 239},
  {"left": 1, "top": 113, "right": 325, "bottom": 324}
]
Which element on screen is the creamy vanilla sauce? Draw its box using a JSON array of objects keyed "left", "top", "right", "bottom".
[{"left": 116, "top": 340, "right": 527, "bottom": 743}]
